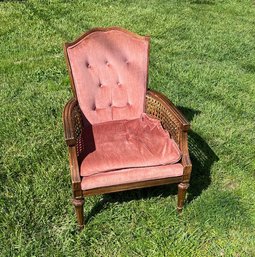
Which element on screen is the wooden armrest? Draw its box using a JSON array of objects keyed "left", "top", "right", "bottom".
[
  {"left": 63, "top": 98, "right": 83, "bottom": 146},
  {"left": 180, "top": 132, "right": 192, "bottom": 181},
  {"left": 63, "top": 98, "right": 77, "bottom": 146},
  {"left": 68, "top": 146, "right": 82, "bottom": 197},
  {"left": 145, "top": 89, "right": 192, "bottom": 179},
  {"left": 68, "top": 146, "right": 81, "bottom": 182},
  {"left": 63, "top": 98, "right": 83, "bottom": 196}
]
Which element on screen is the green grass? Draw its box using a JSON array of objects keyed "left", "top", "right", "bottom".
[{"left": 1, "top": 0, "right": 255, "bottom": 256}]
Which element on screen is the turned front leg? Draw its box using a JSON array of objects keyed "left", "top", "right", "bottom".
[
  {"left": 72, "top": 198, "right": 85, "bottom": 229},
  {"left": 177, "top": 182, "right": 189, "bottom": 213}
]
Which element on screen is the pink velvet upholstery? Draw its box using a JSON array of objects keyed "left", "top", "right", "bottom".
[
  {"left": 81, "top": 163, "right": 183, "bottom": 190},
  {"left": 66, "top": 29, "right": 149, "bottom": 124},
  {"left": 80, "top": 113, "right": 181, "bottom": 176}
]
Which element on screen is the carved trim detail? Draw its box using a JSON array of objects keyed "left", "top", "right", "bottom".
[
  {"left": 178, "top": 182, "right": 189, "bottom": 190},
  {"left": 72, "top": 198, "right": 84, "bottom": 207}
]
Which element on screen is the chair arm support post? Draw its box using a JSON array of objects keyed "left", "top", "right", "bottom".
[
  {"left": 180, "top": 132, "right": 192, "bottom": 182},
  {"left": 63, "top": 98, "right": 78, "bottom": 146},
  {"left": 63, "top": 97, "right": 84, "bottom": 197},
  {"left": 68, "top": 146, "right": 82, "bottom": 197}
]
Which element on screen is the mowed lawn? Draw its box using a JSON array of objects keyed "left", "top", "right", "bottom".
[{"left": 0, "top": 0, "right": 255, "bottom": 256}]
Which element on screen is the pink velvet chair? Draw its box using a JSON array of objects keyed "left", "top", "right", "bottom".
[{"left": 63, "top": 27, "right": 192, "bottom": 229}]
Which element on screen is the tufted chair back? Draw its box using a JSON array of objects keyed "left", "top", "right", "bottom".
[{"left": 65, "top": 27, "right": 150, "bottom": 124}]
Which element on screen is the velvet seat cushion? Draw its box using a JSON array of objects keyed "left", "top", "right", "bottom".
[
  {"left": 81, "top": 163, "right": 183, "bottom": 191},
  {"left": 80, "top": 113, "right": 181, "bottom": 176}
]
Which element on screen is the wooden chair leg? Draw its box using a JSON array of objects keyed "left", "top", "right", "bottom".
[
  {"left": 72, "top": 198, "right": 85, "bottom": 230},
  {"left": 177, "top": 182, "right": 189, "bottom": 213}
]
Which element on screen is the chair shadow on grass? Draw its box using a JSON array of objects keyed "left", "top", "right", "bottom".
[{"left": 85, "top": 107, "right": 219, "bottom": 223}]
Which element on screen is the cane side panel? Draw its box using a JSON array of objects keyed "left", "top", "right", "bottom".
[
  {"left": 145, "top": 93, "right": 181, "bottom": 145},
  {"left": 71, "top": 103, "right": 85, "bottom": 158}
]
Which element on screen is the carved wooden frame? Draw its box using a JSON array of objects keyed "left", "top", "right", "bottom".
[{"left": 63, "top": 27, "right": 192, "bottom": 229}]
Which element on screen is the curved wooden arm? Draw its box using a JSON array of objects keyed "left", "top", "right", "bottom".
[
  {"left": 63, "top": 98, "right": 83, "bottom": 197},
  {"left": 68, "top": 146, "right": 82, "bottom": 197},
  {"left": 63, "top": 98, "right": 78, "bottom": 146},
  {"left": 63, "top": 98, "right": 84, "bottom": 146},
  {"left": 145, "top": 89, "right": 192, "bottom": 180},
  {"left": 180, "top": 132, "right": 192, "bottom": 181}
]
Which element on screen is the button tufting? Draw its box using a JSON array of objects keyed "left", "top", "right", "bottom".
[
  {"left": 99, "top": 83, "right": 103, "bottom": 88},
  {"left": 92, "top": 104, "right": 96, "bottom": 111},
  {"left": 109, "top": 103, "right": 112, "bottom": 107},
  {"left": 86, "top": 63, "right": 91, "bottom": 68},
  {"left": 105, "top": 60, "right": 110, "bottom": 66},
  {"left": 117, "top": 81, "right": 121, "bottom": 86}
]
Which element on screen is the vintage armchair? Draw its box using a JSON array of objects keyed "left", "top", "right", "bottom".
[{"left": 63, "top": 27, "right": 192, "bottom": 229}]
